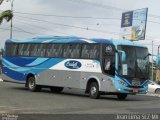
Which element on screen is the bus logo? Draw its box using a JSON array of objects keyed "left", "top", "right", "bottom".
[{"left": 65, "top": 60, "right": 82, "bottom": 69}]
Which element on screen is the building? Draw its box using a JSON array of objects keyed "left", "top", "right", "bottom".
[{"left": 156, "top": 69, "right": 160, "bottom": 84}]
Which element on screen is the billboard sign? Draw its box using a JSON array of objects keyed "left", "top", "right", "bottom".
[{"left": 121, "top": 8, "right": 148, "bottom": 41}]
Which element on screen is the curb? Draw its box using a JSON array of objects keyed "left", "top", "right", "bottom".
[{"left": 146, "top": 93, "right": 160, "bottom": 97}]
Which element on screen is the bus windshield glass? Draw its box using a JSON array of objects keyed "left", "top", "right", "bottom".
[{"left": 118, "top": 45, "right": 149, "bottom": 79}]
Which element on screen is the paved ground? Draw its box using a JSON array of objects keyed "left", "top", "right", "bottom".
[{"left": 0, "top": 81, "right": 160, "bottom": 115}]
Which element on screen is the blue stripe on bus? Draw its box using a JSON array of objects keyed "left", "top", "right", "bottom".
[
  {"left": 3, "top": 67, "right": 27, "bottom": 81},
  {"left": 4, "top": 57, "right": 37, "bottom": 66},
  {"left": 26, "top": 58, "right": 49, "bottom": 66},
  {"left": 3, "top": 58, "right": 65, "bottom": 81}
]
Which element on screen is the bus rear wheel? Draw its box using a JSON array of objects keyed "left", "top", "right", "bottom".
[
  {"left": 89, "top": 82, "right": 100, "bottom": 99},
  {"left": 117, "top": 93, "right": 127, "bottom": 100},
  {"left": 27, "top": 76, "right": 41, "bottom": 92},
  {"left": 50, "top": 87, "right": 64, "bottom": 93}
]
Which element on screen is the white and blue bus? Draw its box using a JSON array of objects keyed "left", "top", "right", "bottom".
[{"left": 2, "top": 36, "right": 149, "bottom": 100}]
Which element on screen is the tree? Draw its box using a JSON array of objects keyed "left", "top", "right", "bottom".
[{"left": 0, "top": 0, "right": 13, "bottom": 24}]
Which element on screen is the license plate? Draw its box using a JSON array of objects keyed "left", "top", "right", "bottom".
[{"left": 133, "top": 88, "right": 139, "bottom": 92}]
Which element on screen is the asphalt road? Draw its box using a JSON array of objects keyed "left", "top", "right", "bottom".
[
  {"left": 0, "top": 81, "right": 160, "bottom": 120},
  {"left": 0, "top": 81, "right": 160, "bottom": 114}
]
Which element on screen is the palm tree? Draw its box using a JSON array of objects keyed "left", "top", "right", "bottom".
[
  {"left": 0, "top": 0, "right": 4, "bottom": 4},
  {"left": 0, "top": 10, "right": 13, "bottom": 24},
  {"left": 0, "top": 0, "right": 13, "bottom": 24}
]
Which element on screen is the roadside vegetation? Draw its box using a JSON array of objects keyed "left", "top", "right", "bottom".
[{"left": 0, "top": 0, "right": 13, "bottom": 24}]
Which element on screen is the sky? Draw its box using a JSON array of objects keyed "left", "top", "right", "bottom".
[{"left": 0, "top": 0, "right": 160, "bottom": 58}]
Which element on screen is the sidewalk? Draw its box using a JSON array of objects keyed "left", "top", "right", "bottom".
[{"left": 146, "top": 93, "right": 160, "bottom": 97}]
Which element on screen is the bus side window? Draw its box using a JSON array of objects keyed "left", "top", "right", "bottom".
[
  {"left": 81, "top": 44, "right": 99, "bottom": 59},
  {"left": 18, "top": 44, "right": 25, "bottom": 56},
  {"left": 6, "top": 43, "right": 18, "bottom": 56},
  {"left": 46, "top": 44, "right": 63, "bottom": 58},
  {"left": 81, "top": 45, "right": 89, "bottom": 58},
  {"left": 54, "top": 44, "right": 63, "bottom": 57},
  {"left": 30, "top": 44, "right": 38, "bottom": 56},
  {"left": 56, "top": 44, "right": 63, "bottom": 57},
  {"left": 104, "top": 56, "right": 115, "bottom": 76},
  {"left": 89, "top": 45, "right": 100, "bottom": 59},
  {"left": 18, "top": 44, "right": 31, "bottom": 56},
  {"left": 46, "top": 44, "right": 51, "bottom": 57},
  {"left": 38, "top": 44, "right": 46, "bottom": 57},
  {"left": 63, "top": 44, "right": 70, "bottom": 58},
  {"left": 70, "top": 44, "right": 81, "bottom": 58},
  {"left": 24, "top": 44, "right": 31, "bottom": 56},
  {"left": 104, "top": 58, "right": 111, "bottom": 70}
]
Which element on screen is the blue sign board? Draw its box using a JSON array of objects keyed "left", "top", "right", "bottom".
[{"left": 121, "top": 11, "right": 133, "bottom": 27}]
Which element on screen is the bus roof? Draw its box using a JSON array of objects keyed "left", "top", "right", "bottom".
[{"left": 5, "top": 36, "right": 145, "bottom": 47}]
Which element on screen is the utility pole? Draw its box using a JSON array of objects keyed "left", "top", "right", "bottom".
[
  {"left": 152, "top": 41, "right": 154, "bottom": 80},
  {"left": 10, "top": 0, "right": 14, "bottom": 39}
]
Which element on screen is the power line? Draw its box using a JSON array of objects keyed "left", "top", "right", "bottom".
[
  {"left": 13, "top": 26, "right": 37, "bottom": 36},
  {"left": 69, "top": 0, "right": 126, "bottom": 12},
  {"left": 15, "top": 15, "right": 120, "bottom": 36},
  {"left": 0, "top": 27, "right": 39, "bottom": 35},
  {"left": 14, "top": 12, "right": 160, "bottom": 25},
  {"left": 0, "top": 27, "right": 50, "bottom": 36},
  {"left": 149, "top": 14, "right": 160, "bottom": 19},
  {"left": 4, "top": 0, "right": 160, "bottom": 19},
  {"left": 14, "top": 11, "right": 120, "bottom": 20},
  {"left": 68, "top": 0, "right": 160, "bottom": 19},
  {"left": 5, "top": 0, "right": 160, "bottom": 19},
  {"left": 15, "top": 15, "right": 160, "bottom": 41},
  {"left": 13, "top": 26, "right": 72, "bottom": 36},
  {"left": 0, "top": 26, "right": 10, "bottom": 31},
  {"left": 15, "top": 19, "right": 73, "bottom": 36},
  {"left": 0, "top": 28, "right": 11, "bottom": 31},
  {"left": 16, "top": 15, "right": 121, "bottom": 27}
]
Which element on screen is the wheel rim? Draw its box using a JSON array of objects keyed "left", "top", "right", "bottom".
[
  {"left": 29, "top": 79, "right": 35, "bottom": 89},
  {"left": 91, "top": 86, "right": 97, "bottom": 96},
  {"left": 156, "top": 89, "right": 160, "bottom": 94}
]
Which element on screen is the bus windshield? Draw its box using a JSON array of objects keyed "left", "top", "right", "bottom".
[{"left": 118, "top": 45, "right": 149, "bottom": 79}]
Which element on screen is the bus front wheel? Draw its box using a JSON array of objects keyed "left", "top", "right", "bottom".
[
  {"left": 89, "top": 82, "right": 100, "bottom": 99},
  {"left": 27, "top": 76, "right": 41, "bottom": 92},
  {"left": 117, "top": 93, "right": 127, "bottom": 100}
]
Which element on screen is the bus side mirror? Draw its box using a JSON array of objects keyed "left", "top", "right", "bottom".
[{"left": 118, "top": 50, "right": 126, "bottom": 63}]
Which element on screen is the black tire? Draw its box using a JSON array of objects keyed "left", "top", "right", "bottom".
[
  {"left": 27, "top": 76, "right": 41, "bottom": 92},
  {"left": 155, "top": 88, "right": 160, "bottom": 94},
  {"left": 89, "top": 82, "right": 100, "bottom": 99},
  {"left": 50, "top": 87, "right": 64, "bottom": 93},
  {"left": 117, "top": 93, "right": 127, "bottom": 100}
]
